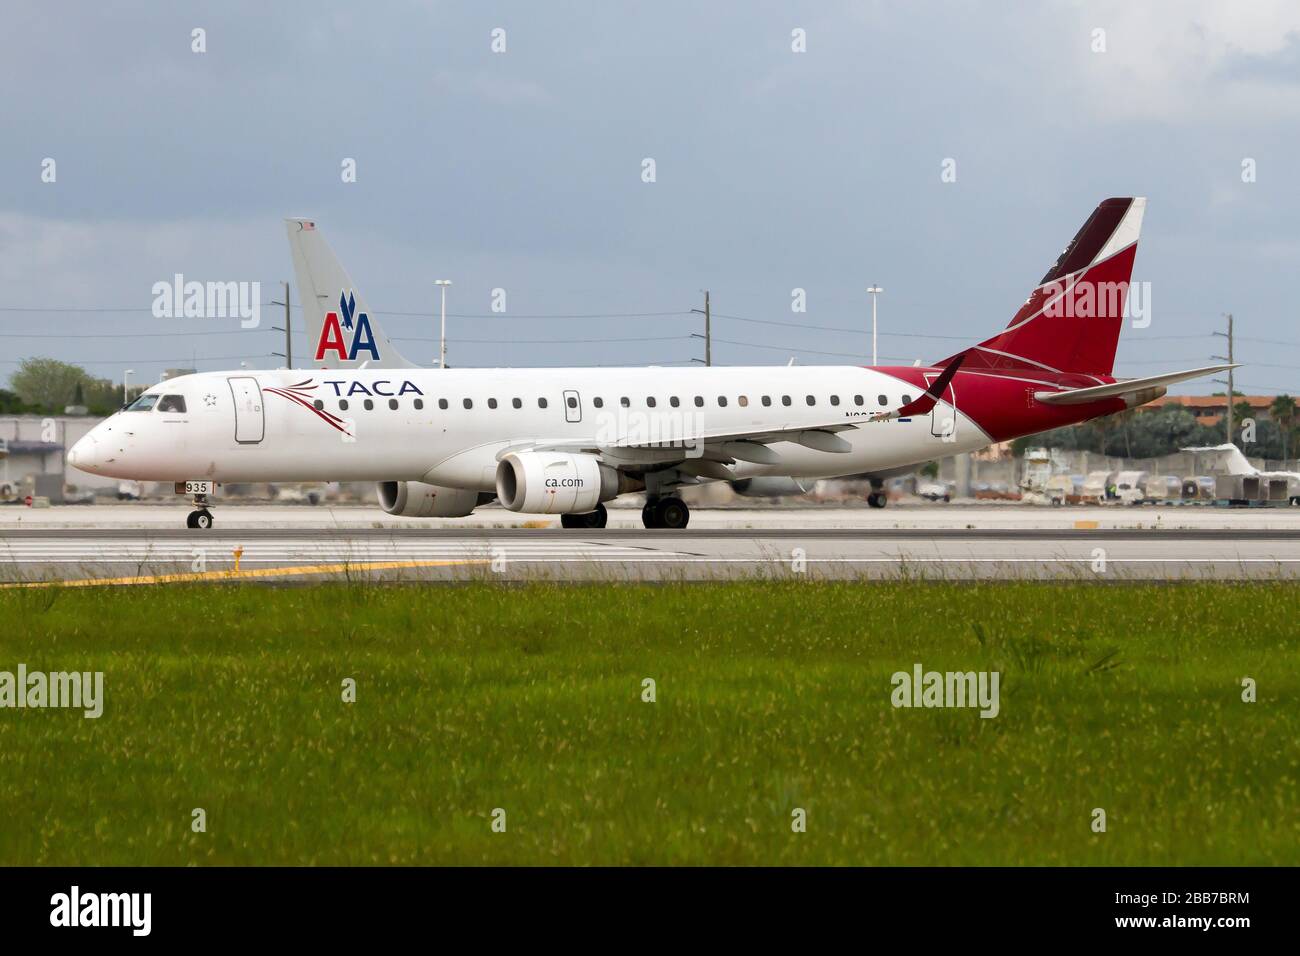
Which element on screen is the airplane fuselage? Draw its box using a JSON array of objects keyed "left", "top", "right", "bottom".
[{"left": 68, "top": 364, "right": 1118, "bottom": 492}]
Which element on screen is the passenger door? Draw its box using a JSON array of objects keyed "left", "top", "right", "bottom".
[
  {"left": 924, "top": 373, "right": 956, "bottom": 440},
  {"left": 228, "top": 376, "right": 264, "bottom": 443}
]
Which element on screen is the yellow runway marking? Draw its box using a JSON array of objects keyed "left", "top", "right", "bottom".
[{"left": 0, "top": 559, "right": 487, "bottom": 589}]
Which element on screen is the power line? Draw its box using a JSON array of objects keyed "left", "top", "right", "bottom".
[
  {"left": 712, "top": 337, "right": 913, "bottom": 361},
  {"left": 0, "top": 329, "right": 275, "bottom": 339},
  {"left": 0, "top": 354, "right": 275, "bottom": 366},
  {"left": 0, "top": 305, "right": 694, "bottom": 320},
  {"left": 393, "top": 334, "right": 693, "bottom": 345}
]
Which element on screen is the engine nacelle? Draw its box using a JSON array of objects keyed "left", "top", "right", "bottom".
[
  {"left": 377, "top": 480, "right": 481, "bottom": 518},
  {"left": 495, "top": 451, "right": 621, "bottom": 514}
]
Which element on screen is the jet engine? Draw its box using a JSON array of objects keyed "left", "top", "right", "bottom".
[
  {"left": 495, "top": 451, "right": 628, "bottom": 513},
  {"left": 377, "top": 480, "right": 482, "bottom": 518}
]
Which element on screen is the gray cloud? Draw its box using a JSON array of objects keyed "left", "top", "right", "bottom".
[{"left": 2, "top": 0, "right": 1296, "bottom": 391}]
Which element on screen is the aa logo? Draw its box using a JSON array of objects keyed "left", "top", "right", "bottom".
[{"left": 315, "top": 290, "right": 380, "bottom": 362}]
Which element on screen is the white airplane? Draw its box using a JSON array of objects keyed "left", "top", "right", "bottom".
[
  {"left": 1183, "top": 443, "right": 1300, "bottom": 491},
  {"left": 69, "top": 198, "right": 1233, "bottom": 530}
]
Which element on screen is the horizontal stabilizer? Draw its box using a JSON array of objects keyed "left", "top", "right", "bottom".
[{"left": 1034, "top": 364, "right": 1235, "bottom": 405}]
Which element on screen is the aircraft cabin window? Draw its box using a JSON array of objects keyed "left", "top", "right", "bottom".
[
  {"left": 488, "top": 398, "right": 498, "bottom": 409},
  {"left": 854, "top": 395, "right": 864, "bottom": 406},
  {"left": 761, "top": 396, "right": 771, "bottom": 407},
  {"left": 669, "top": 396, "right": 680, "bottom": 408},
  {"left": 593, "top": 397, "right": 604, "bottom": 409},
  {"left": 126, "top": 394, "right": 159, "bottom": 411},
  {"left": 512, "top": 398, "right": 522, "bottom": 409},
  {"left": 463, "top": 398, "right": 473, "bottom": 409},
  {"left": 158, "top": 395, "right": 187, "bottom": 413},
  {"left": 902, "top": 394, "right": 912, "bottom": 405},
  {"left": 781, "top": 395, "right": 792, "bottom": 406},
  {"left": 694, "top": 396, "right": 704, "bottom": 408},
  {"left": 538, "top": 397, "right": 548, "bottom": 409},
  {"left": 439, "top": 399, "right": 449, "bottom": 410},
  {"left": 388, "top": 399, "right": 398, "bottom": 410},
  {"left": 717, "top": 396, "right": 728, "bottom": 407},
  {"left": 738, "top": 395, "right": 749, "bottom": 407},
  {"left": 830, "top": 395, "right": 840, "bottom": 406},
  {"left": 647, "top": 397, "right": 656, "bottom": 408},
  {"left": 414, "top": 399, "right": 424, "bottom": 410},
  {"left": 805, "top": 395, "right": 816, "bottom": 406},
  {"left": 364, "top": 399, "right": 374, "bottom": 411},
  {"left": 877, "top": 394, "right": 887, "bottom": 406},
  {"left": 339, "top": 399, "right": 349, "bottom": 411},
  {"left": 313, "top": 399, "right": 324, "bottom": 410},
  {"left": 620, "top": 396, "right": 631, "bottom": 408},
  {"left": 567, "top": 396, "right": 578, "bottom": 409}
]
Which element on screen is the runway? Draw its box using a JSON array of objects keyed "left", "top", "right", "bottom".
[{"left": 5, "top": 521, "right": 1300, "bottom": 583}]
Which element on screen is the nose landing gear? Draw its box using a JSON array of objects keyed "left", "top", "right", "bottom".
[{"left": 185, "top": 493, "right": 214, "bottom": 529}]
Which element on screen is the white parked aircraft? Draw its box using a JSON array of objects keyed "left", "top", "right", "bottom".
[
  {"left": 1183, "top": 443, "right": 1300, "bottom": 495},
  {"left": 69, "top": 199, "right": 1232, "bottom": 529}
]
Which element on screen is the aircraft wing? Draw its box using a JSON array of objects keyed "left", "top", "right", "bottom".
[
  {"left": 506, "top": 415, "right": 866, "bottom": 469},
  {"left": 508, "top": 357, "right": 974, "bottom": 471},
  {"left": 1033, "top": 364, "right": 1235, "bottom": 405}
]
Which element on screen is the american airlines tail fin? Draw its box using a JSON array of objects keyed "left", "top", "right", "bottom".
[
  {"left": 943, "top": 197, "right": 1146, "bottom": 377},
  {"left": 285, "top": 219, "right": 417, "bottom": 369}
]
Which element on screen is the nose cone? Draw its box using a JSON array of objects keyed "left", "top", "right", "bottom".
[{"left": 68, "top": 432, "right": 102, "bottom": 474}]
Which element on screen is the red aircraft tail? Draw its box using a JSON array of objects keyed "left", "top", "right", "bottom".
[{"left": 946, "top": 197, "right": 1145, "bottom": 378}]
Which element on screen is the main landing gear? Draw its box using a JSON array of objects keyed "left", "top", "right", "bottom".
[
  {"left": 866, "top": 491, "right": 888, "bottom": 509},
  {"left": 186, "top": 493, "right": 214, "bottom": 529},
  {"left": 560, "top": 503, "right": 608, "bottom": 529},
  {"left": 641, "top": 496, "right": 690, "bottom": 530}
]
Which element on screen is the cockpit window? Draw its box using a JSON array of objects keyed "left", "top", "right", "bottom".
[
  {"left": 157, "top": 395, "right": 187, "bottom": 413},
  {"left": 126, "top": 394, "right": 160, "bottom": 411}
]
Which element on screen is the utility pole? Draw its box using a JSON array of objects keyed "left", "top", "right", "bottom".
[
  {"left": 435, "top": 280, "right": 452, "bottom": 368},
  {"left": 282, "top": 282, "right": 292, "bottom": 369},
  {"left": 690, "top": 291, "right": 711, "bottom": 366},
  {"left": 270, "top": 281, "right": 293, "bottom": 368},
  {"left": 1212, "top": 313, "right": 1235, "bottom": 444}
]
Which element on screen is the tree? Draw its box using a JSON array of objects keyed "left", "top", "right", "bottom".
[
  {"left": 9, "top": 358, "right": 91, "bottom": 411},
  {"left": 1012, "top": 405, "right": 1221, "bottom": 459},
  {"left": 1234, "top": 400, "right": 1255, "bottom": 435},
  {"left": 0, "top": 388, "right": 32, "bottom": 413},
  {"left": 1270, "top": 395, "right": 1296, "bottom": 461}
]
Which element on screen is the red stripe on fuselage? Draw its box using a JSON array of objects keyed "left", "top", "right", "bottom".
[
  {"left": 867, "top": 366, "right": 1126, "bottom": 443},
  {"left": 264, "top": 386, "right": 352, "bottom": 436}
]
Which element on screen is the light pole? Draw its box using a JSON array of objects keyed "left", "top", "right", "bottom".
[
  {"left": 123, "top": 369, "right": 134, "bottom": 406},
  {"left": 435, "top": 280, "right": 452, "bottom": 368},
  {"left": 867, "top": 285, "right": 883, "bottom": 366}
]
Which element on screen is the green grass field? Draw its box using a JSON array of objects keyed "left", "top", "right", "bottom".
[{"left": 2, "top": 581, "right": 1297, "bottom": 865}]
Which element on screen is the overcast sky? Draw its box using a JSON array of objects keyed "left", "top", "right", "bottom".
[{"left": 3, "top": 0, "right": 1298, "bottom": 393}]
